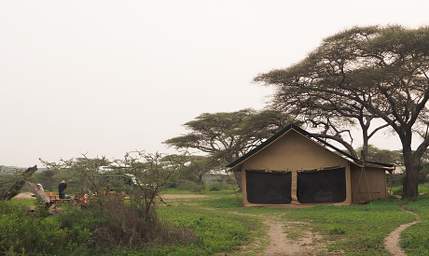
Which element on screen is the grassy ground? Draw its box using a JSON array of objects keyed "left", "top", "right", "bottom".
[
  {"left": 282, "top": 201, "right": 413, "bottom": 255},
  {"left": 401, "top": 194, "right": 429, "bottom": 256},
  {"left": 3, "top": 185, "right": 429, "bottom": 255},
  {"left": 132, "top": 206, "right": 260, "bottom": 256},
  {"left": 160, "top": 186, "right": 429, "bottom": 256},
  {"left": 188, "top": 192, "right": 415, "bottom": 256}
]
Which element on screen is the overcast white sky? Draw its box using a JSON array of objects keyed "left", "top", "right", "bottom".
[{"left": 1, "top": 1, "right": 429, "bottom": 166}]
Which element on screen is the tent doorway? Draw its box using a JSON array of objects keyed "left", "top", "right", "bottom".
[
  {"left": 246, "top": 170, "right": 292, "bottom": 204},
  {"left": 297, "top": 168, "right": 346, "bottom": 203}
]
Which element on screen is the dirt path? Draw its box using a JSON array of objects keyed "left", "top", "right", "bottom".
[
  {"left": 204, "top": 207, "right": 326, "bottom": 256},
  {"left": 384, "top": 207, "right": 420, "bottom": 256},
  {"left": 264, "top": 219, "right": 325, "bottom": 256},
  {"left": 185, "top": 202, "right": 326, "bottom": 255}
]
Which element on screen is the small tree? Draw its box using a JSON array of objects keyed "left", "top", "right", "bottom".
[
  {"left": 173, "top": 155, "right": 219, "bottom": 184},
  {"left": 113, "top": 151, "right": 184, "bottom": 217}
]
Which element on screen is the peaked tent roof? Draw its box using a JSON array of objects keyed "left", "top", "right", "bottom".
[{"left": 226, "top": 124, "right": 395, "bottom": 170}]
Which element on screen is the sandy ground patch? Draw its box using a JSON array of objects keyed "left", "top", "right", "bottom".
[
  {"left": 12, "top": 192, "right": 35, "bottom": 200},
  {"left": 264, "top": 219, "right": 326, "bottom": 256}
]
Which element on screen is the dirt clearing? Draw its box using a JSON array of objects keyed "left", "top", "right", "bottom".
[
  {"left": 12, "top": 192, "right": 35, "bottom": 200},
  {"left": 264, "top": 218, "right": 326, "bottom": 256}
]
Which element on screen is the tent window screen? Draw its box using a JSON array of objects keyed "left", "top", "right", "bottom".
[
  {"left": 297, "top": 168, "right": 346, "bottom": 203},
  {"left": 246, "top": 170, "right": 291, "bottom": 204}
]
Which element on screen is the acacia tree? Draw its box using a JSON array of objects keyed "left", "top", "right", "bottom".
[
  {"left": 256, "top": 25, "right": 429, "bottom": 199},
  {"left": 358, "top": 145, "right": 402, "bottom": 165},
  {"left": 165, "top": 108, "right": 296, "bottom": 189},
  {"left": 177, "top": 155, "right": 219, "bottom": 184},
  {"left": 263, "top": 84, "right": 389, "bottom": 159}
]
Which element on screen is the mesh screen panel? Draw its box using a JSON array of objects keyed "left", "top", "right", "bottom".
[
  {"left": 297, "top": 168, "right": 346, "bottom": 203},
  {"left": 246, "top": 170, "right": 291, "bottom": 204}
]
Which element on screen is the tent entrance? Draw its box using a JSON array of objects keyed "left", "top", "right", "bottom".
[
  {"left": 297, "top": 168, "right": 346, "bottom": 203},
  {"left": 246, "top": 170, "right": 291, "bottom": 204}
]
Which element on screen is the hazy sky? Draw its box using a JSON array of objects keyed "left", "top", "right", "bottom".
[{"left": 1, "top": 1, "right": 429, "bottom": 166}]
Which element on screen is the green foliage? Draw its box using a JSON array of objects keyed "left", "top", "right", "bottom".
[
  {"left": 142, "top": 206, "right": 255, "bottom": 256},
  {"left": 281, "top": 201, "right": 414, "bottom": 255},
  {"left": 165, "top": 177, "right": 236, "bottom": 193},
  {"left": 0, "top": 197, "right": 196, "bottom": 256},
  {"left": 4, "top": 185, "right": 429, "bottom": 256},
  {"left": 328, "top": 227, "right": 346, "bottom": 235},
  {"left": 357, "top": 145, "right": 403, "bottom": 165},
  {"left": 175, "top": 155, "right": 218, "bottom": 184},
  {"left": 0, "top": 201, "right": 91, "bottom": 256},
  {"left": 173, "top": 180, "right": 205, "bottom": 192},
  {"left": 175, "top": 190, "right": 419, "bottom": 256},
  {"left": 401, "top": 184, "right": 429, "bottom": 256},
  {"left": 196, "top": 193, "right": 243, "bottom": 208},
  {"left": 0, "top": 173, "right": 19, "bottom": 199}
]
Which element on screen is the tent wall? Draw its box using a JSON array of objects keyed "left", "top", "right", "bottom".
[
  {"left": 297, "top": 168, "right": 346, "bottom": 203},
  {"left": 350, "top": 165, "right": 387, "bottom": 203},
  {"left": 239, "top": 130, "right": 352, "bottom": 206},
  {"left": 246, "top": 170, "right": 291, "bottom": 204},
  {"left": 241, "top": 131, "right": 348, "bottom": 172}
]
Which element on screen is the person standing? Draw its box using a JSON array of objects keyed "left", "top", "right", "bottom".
[{"left": 58, "top": 180, "right": 67, "bottom": 199}]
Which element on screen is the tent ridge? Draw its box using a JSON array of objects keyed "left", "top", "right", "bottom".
[{"left": 226, "top": 124, "right": 394, "bottom": 170}]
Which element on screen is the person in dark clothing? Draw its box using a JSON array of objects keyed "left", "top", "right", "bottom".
[{"left": 58, "top": 180, "right": 67, "bottom": 199}]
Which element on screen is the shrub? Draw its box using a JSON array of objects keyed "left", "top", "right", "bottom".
[
  {"left": 207, "top": 182, "right": 234, "bottom": 191},
  {"left": 175, "top": 180, "right": 204, "bottom": 192},
  {"left": 328, "top": 227, "right": 346, "bottom": 235},
  {"left": 0, "top": 201, "right": 91, "bottom": 256},
  {"left": 59, "top": 195, "right": 196, "bottom": 251}
]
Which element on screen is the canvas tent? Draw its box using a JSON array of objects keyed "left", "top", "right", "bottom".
[{"left": 226, "top": 125, "right": 394, "bottom": 206}]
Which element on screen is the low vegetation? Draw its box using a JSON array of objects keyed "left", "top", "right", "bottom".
[
  {"left": 401, "top": 193, "right": 429, "bottom": 256},
  {"left": 2, "top": 184, "right": 429, "bottom": 255},
  {"left": 1, "top": 154, "right": 428, "bottom": 256}
]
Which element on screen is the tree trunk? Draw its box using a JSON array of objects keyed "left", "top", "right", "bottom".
[
  {"left": 233, "top": 171, "right": 242, "bottom": 191},
  {"left": 226, "top": 154, "right": 242, "bottom": 191},
  {"left": 402, "top": 146, "right": 419, "bottom": 199},
  {"left": 361, "top": 130, "right": 369, "bottom": 162},
  {"left": 197, "top": 173, "right": 204, "bottom": 184}
]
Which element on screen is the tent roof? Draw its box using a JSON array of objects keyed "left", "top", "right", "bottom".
[{"left": 226, "top": 124, "right": 395, "bottom": 170}]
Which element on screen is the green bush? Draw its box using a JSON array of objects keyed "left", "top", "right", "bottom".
[
  {"left": 207, "top": 182, "right": 234, "bottom": 191},
  {"left": 175, "top": 180, "right": 204, "bottom": 192},
  {"left": 328, "top": 227, "right": 346, "bottom": 235},
  {"left": 0, "top": 201, "right": 92, "bottom": 256},
  {"left": 0, "top": 196, "right": 195, "bottom": 256}
]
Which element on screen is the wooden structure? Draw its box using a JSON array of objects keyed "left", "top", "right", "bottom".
[{"left": 227, "top": 125, "right": 394, "bottom": 206}]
